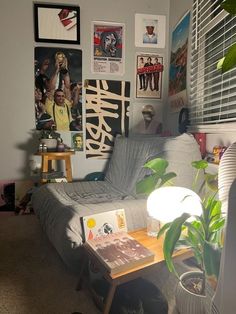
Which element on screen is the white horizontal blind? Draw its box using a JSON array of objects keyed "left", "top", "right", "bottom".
[{"left": 189, "top": 0, "right": 236, "bottom": 130}]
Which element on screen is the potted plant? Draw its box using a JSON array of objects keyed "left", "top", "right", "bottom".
[
  {"left": 217, "top": 0, "right": 236, "bottom": 73},
  {"left": 136, "top": 158, "right": 225, "bottom": 313},
  {"left": 39, "top": 128, "right": 61, "bottom": 151},
  {"left": 156, "top": 161, "right": 225, "bottom": 314}
]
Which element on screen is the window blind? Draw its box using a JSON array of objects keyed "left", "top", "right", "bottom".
[{"left": 189, "top": 0, "right": 236, "bottom": 131}]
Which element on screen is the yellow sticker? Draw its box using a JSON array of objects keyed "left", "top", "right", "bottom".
[{"left": 87, "top": 218, "right": 96, "bottom": 229}]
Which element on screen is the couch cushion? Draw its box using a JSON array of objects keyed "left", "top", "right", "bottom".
[{"left": 105, "top": 133, "right": 202, "bottom": 195}]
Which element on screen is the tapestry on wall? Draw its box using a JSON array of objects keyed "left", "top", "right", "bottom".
[
  {"left": 168, "top": 11, "right": 190, "bottom": 113},
  {"left": 34, "top": 47, "right": 82, "bottom": 132},
  {"left": 85, "top": 79, "right": 130, "bottom": 159},
  {"left": 135, "top": 53, "right": 164, "bottom": 99}
]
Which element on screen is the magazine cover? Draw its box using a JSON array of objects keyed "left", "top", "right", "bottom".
[
  {"left": 83, "top": 208, "right": 127, "bottom": 240},
  {"left": 85, "top": 232, "right": 155, "bottom": 274}
]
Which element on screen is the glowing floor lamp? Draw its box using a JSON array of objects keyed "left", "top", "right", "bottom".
[{"left": 146, "top": 186, "right": 202, "bottom": 236}]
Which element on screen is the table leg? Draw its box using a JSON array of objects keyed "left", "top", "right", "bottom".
[
  {"left": 41, "top": 156, "right": 49, "bottom": 183},
  {"left": 65, "top": 156, "right": 72, "bottom": 182},
  {"left": 103, "top": 281, "right": 117, "bottom": 314}
]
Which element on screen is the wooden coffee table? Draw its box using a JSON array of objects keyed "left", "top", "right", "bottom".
[{"left": 77, "top": 228, "right": 192, "bottom": 314}]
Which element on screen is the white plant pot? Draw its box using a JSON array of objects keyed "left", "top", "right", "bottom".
[{"left": 175, "top": 271, "right": 206, "bottom": 314}]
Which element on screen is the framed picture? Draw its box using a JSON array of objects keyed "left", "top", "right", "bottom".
[
  {"left": 34, "top": 3, "right": 80, "bottom": 44},
  {"left": 135, "top": 14, "right": 166, "bottom": 48},
  {"left": 91, "top": 21, "right": 125, "bottom": 75},
  {"left": 135, "top": 53, "right": 164, "bottom": 99}
]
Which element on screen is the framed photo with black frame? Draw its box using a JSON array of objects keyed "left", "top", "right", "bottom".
[{"left": 34, "top": 3, "right": 80, "bottom": 44}]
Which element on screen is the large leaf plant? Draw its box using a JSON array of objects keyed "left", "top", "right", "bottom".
[
  {"left": 217, "top": 0, "right": 236, "bottom": 73},
  {"left": 157, "top": 160, "right": 225, "bottom": 294}
]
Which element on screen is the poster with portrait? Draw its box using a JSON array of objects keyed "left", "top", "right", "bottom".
[
  {"left": 71, "top": 132, "right": 83, "bottom": 151},
  {"left": 135, "top": 53, "right": 164, "bottom": 99},
  {"left": 169, "top": 11, "right": 190, "bottom": 113},
  {"left": 91, "top": 21, "right": 125, "bottom": 75},
  {"left": 135, "top": 14, "right": 166, "bottom": 48},
  {"left": 85, "top": 79, "right": 130, "bottom": 159},
  {"left": 132, "top": 103, "right": 162, "bottom": 135},
  {"left": 34, "top": 47, "right": 82, "bottom": 132}
]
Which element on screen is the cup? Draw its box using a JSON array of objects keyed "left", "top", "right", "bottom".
[{"left": 147, "top": 216, "right": 160, "bottom": 237}]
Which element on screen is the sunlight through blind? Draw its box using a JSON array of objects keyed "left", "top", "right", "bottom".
[{"left": 189, "top": 0, "right": 236, "bottom": 131}]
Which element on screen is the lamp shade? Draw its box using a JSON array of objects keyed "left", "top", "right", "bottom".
[{"left": 147, "top": 186, "right": 202, "bottom": 223}]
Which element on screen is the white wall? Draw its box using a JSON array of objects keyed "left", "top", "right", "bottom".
[{"left": 0, "top": 0, "right": 170, "bottom": 181}]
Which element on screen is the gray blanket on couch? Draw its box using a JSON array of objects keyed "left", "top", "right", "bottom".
[{"left": 32, "top": 133, "right": 202, "bottom": 272}]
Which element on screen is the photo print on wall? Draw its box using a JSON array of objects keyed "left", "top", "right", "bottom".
[
  {"left": 135, "top": 14, "right": 166, "bottom": 48},
  {"left": 34, "top": 47, "right": 82, "bottom": 132},
  {"left": 136, "top": 53, "right": 164, "bottom": 99},
  {"left": 71, "top": 132, "right": 83, "bottom": 151},
  {"left": 85, "top": 79, "right": 130, "bottom": 159},
  {"left": 34, "top": 3, "right": 80, "bottom": 44},
  {"left": 92, "top": 21, "right": 125, "bottom": 75}
]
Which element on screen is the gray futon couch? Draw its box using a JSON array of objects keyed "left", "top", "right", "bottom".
[{"left": 32, "top": 133, "right": 202, "bottom": 273}]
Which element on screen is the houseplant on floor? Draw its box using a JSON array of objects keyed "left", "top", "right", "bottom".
[
  {"left": 156, "top": 161, "right": 225, "bottom": 314},
  {"left": 137, "top": 159, "right": 225, "bottom": 313}
]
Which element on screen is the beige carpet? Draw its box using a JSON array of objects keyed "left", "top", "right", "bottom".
[
  {"left": 0, "top": 212, "right": 100, "bottom": 314},
  {"left": 0, "top": 212, "right": 191, "bottom": 314}
]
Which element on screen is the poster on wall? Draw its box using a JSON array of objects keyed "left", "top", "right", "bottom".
[
  {"left": 135, "top": 53, "right": 164, "bottom": 99},
  {"left": 135, "top": 14, "right": 166, "bottom": 48},
  {"left": 91, "top": 21, "right": 125, "bottom": 75},
  {"left": 132, "top": 103, "right": 162, "bottom": 135},
  {"left": 85, "top": 79, "right": 130, "bottom": 159},
  {"left": 34, "top": 3, "right": 80, "bottom": 44},
  {"left": 34, "top": 47, "right": 82, "bottom": 132},
  {"left": 71, "top": 132, "right": 83, "bottom": 151},
  {"left": 168, "top": 11, "right": 190, "bottom": 113}
]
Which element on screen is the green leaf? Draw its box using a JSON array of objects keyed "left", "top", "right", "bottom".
[
  {"left": 209, "top": 218, "right": 225, "bottom": 234},
  {"left": 203, "top": 241, "right": 222, "bottom": 290},
  {"left": 221, "top": 43, "right": 236, "bottom": 73},
  {"left": 136, "top": 174, "right": 159, "bottom": 195},
  {"left": 159, "top": 172, "right": 177, "bottom": 187},
  {"left": 163, "top": 213, "right": 191, "bottom": 277},
  {"left": 205, "top": 173, "right": 218, "bottom": 192},
  {"left": 144, "top": 158, "right": 168, "bottom": 175},
  {"left": 191, "top": 160, "right": 208, "bottom": 170},
  {"left": 157, "top": 222, "right": 171, "bottom": 239},
  {"left": 221, "top": 0, "right": 236, "bottom": 15},
  {"left": 217, "top": 57, "right": 225, "bottom": 70}
]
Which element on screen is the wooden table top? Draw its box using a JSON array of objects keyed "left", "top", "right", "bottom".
[{"left": 35, "top": 151, "right": 75, "bottom": 157}]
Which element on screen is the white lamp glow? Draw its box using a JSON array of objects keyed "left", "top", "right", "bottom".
[{"left": 147, "top": 187, "right": 202, "bottom": 234}]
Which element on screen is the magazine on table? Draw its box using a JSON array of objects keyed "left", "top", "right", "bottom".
[{"left": 84, "top": 231, "right": 155, "bottom": 275}]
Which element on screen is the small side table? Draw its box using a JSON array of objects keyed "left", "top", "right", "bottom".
[
  {"left": 35, "top": 151, "right": 75, "bottom": 184},
  {"left": 77, "top": 228, "right": 192, "bottom": 314}
]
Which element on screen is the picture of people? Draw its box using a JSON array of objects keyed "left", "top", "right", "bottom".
[
  {"left": 136, "top": 54, "right": 164, "bottom": 99},
  {"left": 135, "top": 14, "right": 166, "bottom": 48},
  {"left": 132, "top": 103, "right": 162, "bottom": 135},
  {"left": 34, "top": 47, "right": 82, "bottom": 131},
  {"left": 92, "top": 22, "right": 124, "bottom": 75},
  {"left": 71, "top": 132, "right": 83, "bottom": 151}
]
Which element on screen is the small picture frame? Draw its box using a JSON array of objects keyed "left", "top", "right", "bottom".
[
  {"left": 135, "top": 14, "right": 166, "bottom": 48},
  {"left": 34, "top": 3, "right": 80, "bottom": 44}
]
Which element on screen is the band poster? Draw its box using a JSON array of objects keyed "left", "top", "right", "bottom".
[
  {"left": 92, "top": 21, "right": 125, "bottom": 75},
  {"left": 136, "top": 53, "right": 164, "bottom": 99}
]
